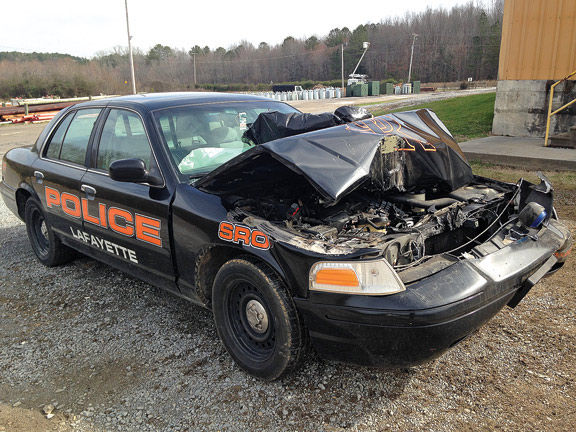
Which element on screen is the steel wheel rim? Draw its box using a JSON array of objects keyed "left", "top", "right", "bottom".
[
  {"left": 226, "top": 280, "right": 275, "bottom": 361},
  {"left": 31, "top": 208, "right": 50, "bottom": 257}
]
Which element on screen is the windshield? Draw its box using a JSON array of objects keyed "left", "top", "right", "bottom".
[{"left": 153, "top": 101, "right": 298, "bottom": 178}]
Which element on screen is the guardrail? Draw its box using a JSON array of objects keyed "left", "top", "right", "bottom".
[
  {"left": 10, "top": 95, "right": 116, "bottom": 107},
  {"left": 544, "top": 69, "right": 576, "bottom": 147}
]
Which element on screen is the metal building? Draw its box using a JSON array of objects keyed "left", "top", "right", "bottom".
[{"left": 492, "top": 0, "right": 576, "bottom": 139}]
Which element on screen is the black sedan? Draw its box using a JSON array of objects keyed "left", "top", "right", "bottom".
[{"left": 1, "top": 92, "right": 571, "bottom": 380}]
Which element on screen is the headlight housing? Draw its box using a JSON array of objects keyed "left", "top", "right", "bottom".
[{"left": 309, "top": 259, "right": 405, "bottom": 295}]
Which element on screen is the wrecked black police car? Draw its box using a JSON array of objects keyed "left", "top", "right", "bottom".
[{"left": 1, "top": 93, "right": 571, "bottom": 380}]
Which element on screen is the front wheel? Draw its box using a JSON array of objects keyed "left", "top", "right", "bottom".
[
  {"left": 24, "top": 198, "right": 75, "bottom": 266},
  {"left": 212, "top": 257, "right": 305, "bottom": 380}
]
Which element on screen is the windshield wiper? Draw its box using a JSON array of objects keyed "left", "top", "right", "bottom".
[{"left": 189, "top": 173, "right": 210, "bottom": 183}]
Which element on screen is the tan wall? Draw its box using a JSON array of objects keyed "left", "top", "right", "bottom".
[{"left": 498, "top": 0, "right": 576, "bottom": 80}]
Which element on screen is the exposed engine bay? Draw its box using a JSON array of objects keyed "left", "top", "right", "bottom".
[
  {"left": 225, "top": 177, "right": 516, "bottom": 270},
  {"left": 198, "top": 107, "right": 530, "bottom": 275}
]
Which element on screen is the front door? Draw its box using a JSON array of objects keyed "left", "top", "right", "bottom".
[{"left": 80, "top": 108, "right": 175, "bottom": 288}]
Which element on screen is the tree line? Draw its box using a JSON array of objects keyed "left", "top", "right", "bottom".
[{"left": 0, "top": 1, "right": 503, "bottom": 99}]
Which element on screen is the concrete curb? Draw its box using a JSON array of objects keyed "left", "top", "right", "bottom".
[{"left": 459, "top": 135, "right": 576, "bottom": 172}]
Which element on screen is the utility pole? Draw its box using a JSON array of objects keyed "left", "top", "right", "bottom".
[
  {"left": 192, "top": 51, "right": 197, "bottom": 86},
  {"left": 341, "top": 44, "right": 344, "bottom": 91},
  {"left": 407, "top": 33, "right": 418, "bottom": 84},
  {"left": 124, "top": 0, "right": 136, "bottom": 94}
]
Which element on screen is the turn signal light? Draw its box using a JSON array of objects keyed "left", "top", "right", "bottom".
[
  {"left": 315, "top": 268, "right": 360, "bottom": 287},
  {"left": 309, "top": 259, "right": 405, "bottom": 295}
]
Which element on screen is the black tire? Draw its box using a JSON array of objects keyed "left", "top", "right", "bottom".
[
  {"left": 212, "top": 257, "right": 306, "bottom": 380},
  {"left": 24, "top": 198, "right": 75, "bottom": 267}
]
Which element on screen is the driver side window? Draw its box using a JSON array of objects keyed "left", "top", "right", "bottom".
[{"left": 96, "top": 109, "right": 152, "bottom": 171}]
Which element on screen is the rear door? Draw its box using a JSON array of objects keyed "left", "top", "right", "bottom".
[
  {"left": 80, "top": 107, "right": 175, "bottom": 288},
  {"left": 32, "top": 108, "right": 102, "bottom": 241}
]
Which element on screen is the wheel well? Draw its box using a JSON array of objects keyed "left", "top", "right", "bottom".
[
  {"left": 194, "top": 246, "right": 237, "bottom": 307},
  {"left": 194, "top": 246, "right": 289, "bottom": 308},
  {"left": 15, "top": 189, "right": 32, "bottom": 219}
]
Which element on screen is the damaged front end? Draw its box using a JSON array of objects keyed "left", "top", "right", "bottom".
[
  {"left": 197, "top": 106, "right": 572, "bottom": 367},
  {"left": 199, "top": 108, "right": 570, "bottom": 284}
]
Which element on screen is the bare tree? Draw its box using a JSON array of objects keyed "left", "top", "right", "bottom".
[{"left": 0, "top": 1, "right": 503, "bottom": 98}]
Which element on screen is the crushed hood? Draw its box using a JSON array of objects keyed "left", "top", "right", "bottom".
[{"left": 197, "top": 109, "right": 474, "bottom": 203}]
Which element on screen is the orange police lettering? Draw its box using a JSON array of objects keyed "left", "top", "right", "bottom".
[
  {"left": 45, "top": 187, "right": 60, "bottom": 208},
  {"left": 61, "top": 192, "right": 81, "bottom": 218},
  {"left": 42, "top": 186, "right": 163, "bottom": 248},
  {"left": 108, "top": 207, "right": 134, "bottom": 236},
  {"left": 82, "top": 198, "right": 101, "bottom": 226},
  {"left": 218, "top": 222, "right": 234, "bottom": 241},
  {"left": 218, "top": 222, "right": 270, "bottom": 250},
  {"left": 99, "top": 203, "right": 108, "bottom": 228},
  {"left": 135, "top": 214, "right": 162, "bottom": 247},
  {"left": 233, "top": 226, "right": 251, "bottom": 245},
  {"left": 251, "top": 231, "right": 270, "bottom": 249}
]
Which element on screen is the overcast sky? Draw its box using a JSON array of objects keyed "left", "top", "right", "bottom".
[{"left": 1, "top": 0, "right": 471, "bottom": 58}]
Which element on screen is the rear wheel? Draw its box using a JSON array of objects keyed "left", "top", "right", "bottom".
[
  {"left": 212, "top": 257, "right": 305, "bottom": 380},
  {"left": 24, "top": 198, "right": 75, "bottom": 266}
]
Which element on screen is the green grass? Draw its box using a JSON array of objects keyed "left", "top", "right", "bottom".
[
  {"left": 470, "top": 161, "right": 576, "bottom": 191},
  {"left": 372, "top": 92, "right": 496, "bottom": 141},
  {"left": 470, "top": 161, "right": 576, "bottom": 220}
]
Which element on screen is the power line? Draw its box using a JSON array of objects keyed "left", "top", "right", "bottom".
[{"left": 124, "top": 0, "right": 137, "bottom": 94}]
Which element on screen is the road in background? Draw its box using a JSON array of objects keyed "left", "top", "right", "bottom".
[
  {"left": 289, "top": 87, "right": 496, "bottom": 114},
  {"left": 0, "top": 86, "right": 498, "bottom": 160},
  {"left": 0, "top": 123, "right": 44, "bottom": 160}
]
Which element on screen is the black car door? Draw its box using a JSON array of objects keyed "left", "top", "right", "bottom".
[
  {"left": 80, "top": 107, "right": 175, "bottom": 289},
  {"left": 32, "top": 108, "right": 103, "bottom": 242}
]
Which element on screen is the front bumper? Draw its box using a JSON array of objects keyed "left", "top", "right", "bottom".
[{"left": 295, "top": 219, "right": 571, "bottom": 367}]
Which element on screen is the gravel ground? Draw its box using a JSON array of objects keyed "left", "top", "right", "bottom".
[
  {"left": 2, "top": 201, "right": 574, "bottom": 432},
  {"left": 1, "top": 162, "right": 575, "bottom": 430}
]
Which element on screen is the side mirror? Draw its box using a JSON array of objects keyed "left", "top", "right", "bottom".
[{"left": 109, "top": 159, "right": 163, "bottom": 186}]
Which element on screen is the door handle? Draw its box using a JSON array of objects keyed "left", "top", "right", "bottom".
[
  {"left": 81, "top": 184, "right": 97, "bottom": 199},
  {"left": 33, "top": 171, "right": 44, "bottom": 184}
]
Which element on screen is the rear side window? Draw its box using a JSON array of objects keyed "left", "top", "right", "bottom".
[
  {"left": 97, "top": 109, "right": 151, "bottom": 171},
  {"left": 44, "top": 108, "right": 101, "bottom": 165},
  {"left": 45, "top": 113, "right": 74, "bottom": 159},
  {"left": 59, "top": 109, "right": 101, "bottom": 165}
]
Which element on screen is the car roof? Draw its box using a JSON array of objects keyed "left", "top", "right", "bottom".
[{"left": 74, "top": 92, "right": 280, "bottom": 111}]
